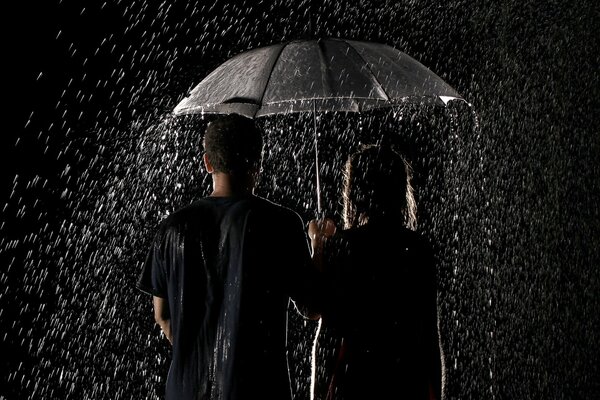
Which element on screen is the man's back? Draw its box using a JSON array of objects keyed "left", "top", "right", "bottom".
[{"left": 138, "top": 195, "right": 316, "bottom": 400}]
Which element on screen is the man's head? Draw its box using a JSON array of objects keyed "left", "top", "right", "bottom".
[{"left": 203, "top": 114, "right": 263, "bottom": 177}]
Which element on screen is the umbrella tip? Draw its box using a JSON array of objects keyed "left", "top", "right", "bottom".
[{"left": 439, "top": 96, "right": 464, "bottom": 105}]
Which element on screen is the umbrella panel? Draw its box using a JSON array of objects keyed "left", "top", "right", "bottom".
[
  {"left": 174, "top": 44, "right": 285, "bottom": 116},
  {"left": 173, "top": 39, "right": 463, "bottom": 118},
  {"left": 347, "top": 40, "right": 461, "bottom": 99},
  {"left": 261, "top": 40, "right": 389, "bottom": 104}
]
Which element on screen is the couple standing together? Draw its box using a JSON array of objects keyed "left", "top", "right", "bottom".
[{"left": 137, "top": 114, "right": 443, "bottom": 400}]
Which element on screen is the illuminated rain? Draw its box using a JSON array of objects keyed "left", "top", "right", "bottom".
[{"left": 2, "top": 1, "right": 598, "bottom": 400}]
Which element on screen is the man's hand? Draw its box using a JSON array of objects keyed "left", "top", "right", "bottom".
[
  {"left": 308, "top": 218, "right": 336, "bottom": 241},
  {"left": 307, "top": 218, "right": 336, "bottom": 272}
]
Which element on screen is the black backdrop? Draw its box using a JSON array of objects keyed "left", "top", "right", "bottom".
[{"left": 2, "top": 1, "right": 599, "bottom": 399}]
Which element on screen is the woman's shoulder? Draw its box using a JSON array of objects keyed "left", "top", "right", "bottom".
[{"left": 338, "top": 224, "right": 434, "bottom": 253}]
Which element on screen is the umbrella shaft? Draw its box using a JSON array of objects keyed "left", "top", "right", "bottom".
[{"left": 313, "top": 104, "right": 322, "bottom": 216}]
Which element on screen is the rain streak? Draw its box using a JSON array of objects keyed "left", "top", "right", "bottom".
[{"left": 1, "top": 1, "right": 598, "bottom": 400}]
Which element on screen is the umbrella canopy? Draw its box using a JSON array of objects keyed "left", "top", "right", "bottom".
[
  {"left": 173, "top": 38, "right": 465, "bottom": 215},
  {"left": 173, "top": 38, "right": 463, "bottom": 118}
]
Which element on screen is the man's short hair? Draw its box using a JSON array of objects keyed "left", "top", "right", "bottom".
[{"left": 203, "top": 114, "right": 263, "bottom": 175}]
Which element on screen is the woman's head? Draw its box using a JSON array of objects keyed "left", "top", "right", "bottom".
[{"left": 342, "top": 144, "right": 416, "bottom": 230}]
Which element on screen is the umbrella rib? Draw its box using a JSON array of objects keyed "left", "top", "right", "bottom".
[
  {"left": 342, "top": 39, "right": 391, "bottom": 103},
  {"left": 257, "top": 43, "right": 288, "bottom": 109},
  {"left": 317, "top": 39, "right": 333, "bottom": 96}
]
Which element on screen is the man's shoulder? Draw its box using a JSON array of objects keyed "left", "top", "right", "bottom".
[
  {"left": 157, "top": 198, "right": 215, "bottom": 228},
  {"left": 247, "top": 196, "right": 307, "bottom": 232},
  {"left": 251, "top": 196, "right": 300, "bottom": 216}
]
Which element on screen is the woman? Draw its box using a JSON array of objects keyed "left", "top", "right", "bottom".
[{"left": 309, "top": 143, "right": 443, "bottom": 400}]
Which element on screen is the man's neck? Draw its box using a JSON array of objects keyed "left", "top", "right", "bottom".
[{"left": 210, "top": 172, "right": 254, "bottom": 197}]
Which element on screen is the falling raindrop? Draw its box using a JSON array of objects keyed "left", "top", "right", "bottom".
[{"left": 2, "top": 1, "right": 599, "bottom": 400}]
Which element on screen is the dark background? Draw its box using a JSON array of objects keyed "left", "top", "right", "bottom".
[{"left": 2, "top": 0, "right": 599, "bottom": 399}]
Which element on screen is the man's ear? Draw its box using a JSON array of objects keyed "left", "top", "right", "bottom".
[{"left": 203, "top": 153, "right": 214, "bottom": 173}]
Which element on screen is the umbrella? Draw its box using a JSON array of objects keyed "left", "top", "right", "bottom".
[{"left": 173, "top": 38, "right": 464, "bottom": 213}]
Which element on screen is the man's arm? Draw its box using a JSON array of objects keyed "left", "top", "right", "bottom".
[
  {"left": 298, "top": 218, "right": 336, "bottom": 320},
  {"left": 285, "top": 213, "right": 333, "bottom": 321},
  {"left": 153, "top": 296, "right": 172, "bottom": 345}
]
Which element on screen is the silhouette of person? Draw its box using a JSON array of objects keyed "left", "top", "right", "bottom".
[
  {"left": 137, "top": 114, "right": 322, "bottom": 400},
  {"left": 308, "top": 143, "right": 443, "bottom": 400}
]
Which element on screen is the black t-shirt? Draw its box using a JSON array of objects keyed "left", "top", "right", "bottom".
[
  {"left": 320, "top": 222, "right": 440, "bottom": 400},
  {"left": 138, "top": 195, "right": 319, "bottom": 400}
]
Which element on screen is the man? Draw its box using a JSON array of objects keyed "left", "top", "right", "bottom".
[{"left": 137, "top": 114, "right": 321, "bottom": 400}]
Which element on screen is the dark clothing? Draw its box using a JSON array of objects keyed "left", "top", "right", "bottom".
[
  {"left": 138, "top": 195, "right": 319, "bottom": 400},
  {"left": 321, "top": 222, "right": 441, "bottom": 400}
]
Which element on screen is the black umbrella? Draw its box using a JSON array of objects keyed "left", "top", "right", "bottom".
[{"left": 173, "top": 38, "right": 464, "bottom": 213}]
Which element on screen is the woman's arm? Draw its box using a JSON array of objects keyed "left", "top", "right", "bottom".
[{"left": 153, "top": 296, "right": 172, "bottom": 344}]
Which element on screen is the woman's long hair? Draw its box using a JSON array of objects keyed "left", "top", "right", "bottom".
[{"left": 342, "top": 143, "right": 417, "bottom": 230}]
